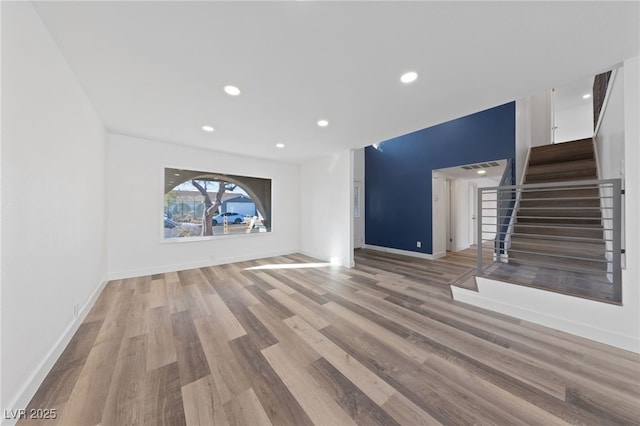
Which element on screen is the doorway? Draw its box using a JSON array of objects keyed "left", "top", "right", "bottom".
[
  {"left": 552, "top": 76, "right": 594, "bottom": 144},
  {"left": 432, "top": 160, "right": 507, "bottom": 256}
]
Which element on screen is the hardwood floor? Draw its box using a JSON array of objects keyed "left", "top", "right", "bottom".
[
  {"left": 447, "top": 243, "right": 616, "bottom": 303},
  {"left": 482, "top": 262, "right": 616, "bottom": 303},
  {"left": 19, "top": 250, "right": 640, "bottom": 425}
]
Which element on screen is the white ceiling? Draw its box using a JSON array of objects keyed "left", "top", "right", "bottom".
[{"left": 32, "top": 1, "right": 639, "bottom": 163}]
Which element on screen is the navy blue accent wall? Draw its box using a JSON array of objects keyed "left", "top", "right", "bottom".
[{"left": 365, "top": 102, "right": 516, "bottom": 254}]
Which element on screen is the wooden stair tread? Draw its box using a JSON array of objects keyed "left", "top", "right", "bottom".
[
  {"left": 510, "top": 237, "right": 605, "bottom": 258},
  {"left": 516, "top": 217, "right": 603, "bottom": 226},
  {"left": 510, "top": 234, "right": 605, "bottom": 246},
  {"left": 508, "top": 251, "right": 608, "bottom": 272},
  {"left": 508, "top": 257, "right": 607, "bottom": 275},
  {"left": 529, "top": 138, "right": 593, "bottom": 154},
  {"left": 519, "top": 198, "right": 601, "bottom": 208},
  {"left": 521, "top": 187, "right": 599, "bottom": 200},
  {"left": 517, "top": 207, "right": 601, "bottom": 217},
  {"left": 513, "top": 225, "right": 603, "bottom": 239},
  {"left": 526, "top": 159, "right": 596, "bottom": 176},
  {"left": 528, "top": 139, "right": 595, "bottom": 166},
  {"left": 510, "top": 233, "right": 605, "bottom": 244}
]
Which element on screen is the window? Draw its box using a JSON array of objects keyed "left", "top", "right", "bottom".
[{"left": 164, "top": 168, "right": 271, "bottom": 239}]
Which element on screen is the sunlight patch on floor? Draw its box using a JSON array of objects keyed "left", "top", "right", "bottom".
[{"left": 244, "top": 262, "right": 332, "bottom": 271}]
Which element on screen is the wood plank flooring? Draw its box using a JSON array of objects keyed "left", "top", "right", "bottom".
[
  {"left": 19, "top": 251, "right": 640, "bottom": 425},
  {"left": 355, "top": 246, "right": 494, "bottom": 293},
  {"left": 447, "top": 243, "right": 616, "bottom": 303},
  {"left": 482, "top": 261, "right": 617, "bottom": 303}
]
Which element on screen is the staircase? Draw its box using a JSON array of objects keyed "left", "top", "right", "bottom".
[{"left": 509, "top": 138, "right": 607, "bottom": 275}]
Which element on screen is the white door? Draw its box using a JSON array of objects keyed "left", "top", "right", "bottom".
[
  {"left": 470, "top": 183, "right": 478, "bottom": 246},
  {"left": 445, "top": 179, "right": 454, "bottom": 251},
  {"left": 353, "top": 181, "right": 364, "bottom": 249}
]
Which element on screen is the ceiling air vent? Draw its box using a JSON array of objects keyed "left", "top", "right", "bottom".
[{"left": 461, "top": 161, "right": 501, "bottom": 171}]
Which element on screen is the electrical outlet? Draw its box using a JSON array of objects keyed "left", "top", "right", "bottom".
[{"left": 416, "top": 241, "right": 421, "bottom": 248}]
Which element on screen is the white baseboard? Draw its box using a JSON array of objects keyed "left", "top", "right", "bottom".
[
  {"left": 454, "top": 244, "right": 471, "bottom": 252},
  {"left": 2, "top": 276, "right": 109, "bottom": 426},
  {"left": 297, "top": 250, "right": 354, "bottom": 268},
  {"left": 107, "top": 249, "right": 299, "bottom": 280},
  {"left": 432, "top": 251, "right": 447, "bottom": 260},
  {"left": 363, "top": 244, "right": 437, "bottom": 260},
  {"left": 297, "top": 250, "right": 328, "bottom": 263},
  {"left": 451, "top": 279, "right": 640, "bottom": 354}
]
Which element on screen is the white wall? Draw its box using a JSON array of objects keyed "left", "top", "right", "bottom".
[
  {"left": 594, "top": 68, "right": 626, "bottom": 271},
  {"left": 107, "top": 133, "right": 300, "bottom": 278},
  {"left": 530, "top": 89, "right": 552, "bottom": 147},
  {"left": 515, "top": 98, "right": 533, "bottom": 185},
  {"left": 595, "top": 68, "right": 625, "bottom": 181},
  {"left": 0, "top": 0, "right": 4, "bottom": 414},
  {"left": 299, "top": 150, "right": 353, "bottom": 267},
  {"left": 453, "top": 57, "right": 640, "bottom": 353},
  {"left": 515, "top": 90, "right": 551, "bottom": 184},
  {"left": 1, "top": 1, "right": 107, "bottom": 417},
  {"left": 621, "top": 55, "right": 640, "bottom": 351}
]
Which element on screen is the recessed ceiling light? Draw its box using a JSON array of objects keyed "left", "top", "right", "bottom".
[
  {"left": 317, "top": 119, "right": 329, "bottom": 127},
  {"left": 224, "top": 85, "right": 241, "bottom": 96},
  {"left": 583, "top": 93, "right": 591, "bottom": 99},
  {"left": 202, "top": 125, "right": 214, "bottom": 132},
  {"left": 400, "top": 71, "right": 418, "bottom": 84},
  {"left": 477, "top": 170, "right": 486, "bottom": 175},
  {"left": 276, "top": 143, "right": 285, "bottom": 149},
  {"left": 174, "top": 173, "right": 180, "bottom": 176}
]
